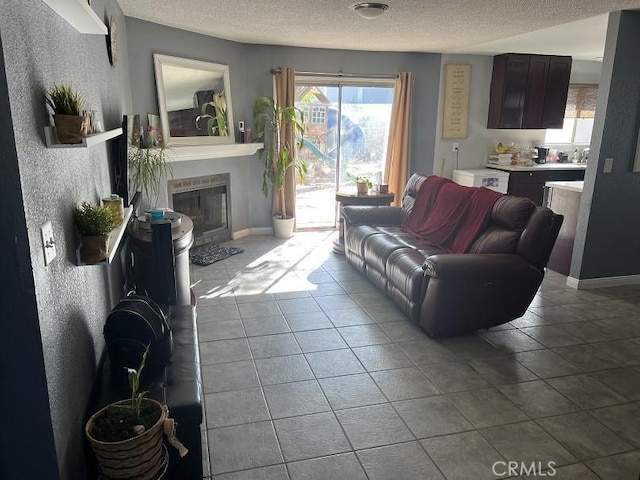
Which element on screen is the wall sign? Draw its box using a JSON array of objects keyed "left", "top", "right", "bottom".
[{"left": 442, "top": 64, "right": 471, "bottom": 139}]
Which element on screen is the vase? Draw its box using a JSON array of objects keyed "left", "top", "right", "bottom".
[
  {"left": 54, "top": 114, "right": 89, "bottom": 144},
  {"left": 356, "top": 182, "right": 369, "bottom": 195},
  {"left": 273, "top": 215, "right": 295, "bottom": 239},
  {"left": 85, "top": 399, "right": 167, "bottom": 480},
  {"left": 80, "top": 234, "right": 109, "bottom": 264}
]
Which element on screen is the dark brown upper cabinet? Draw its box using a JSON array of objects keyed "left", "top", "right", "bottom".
[{"left": 487, "top": 54, "right": 572, "bottom": 129}]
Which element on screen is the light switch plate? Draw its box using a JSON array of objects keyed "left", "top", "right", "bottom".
[
  {"left": 41, "top": 221, "right": 56, "bottom": 266},
  {"left": 603, "top": 157, "right": 614, "bottom": 174}
]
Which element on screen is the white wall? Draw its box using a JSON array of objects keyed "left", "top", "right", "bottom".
[{"left": 433, "top": 54, "right": 546, "bottom": 177}]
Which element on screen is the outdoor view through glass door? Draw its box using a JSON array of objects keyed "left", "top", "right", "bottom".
[{"left": 295, "top": 79, "right": 394, "bottom": 229}]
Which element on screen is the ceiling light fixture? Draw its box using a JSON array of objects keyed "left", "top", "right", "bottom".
[{"left": 351, "top": 2, "right": 389, "bottom": 20}]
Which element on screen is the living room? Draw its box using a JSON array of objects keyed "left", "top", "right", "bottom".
[{"left": 2, "top": 1, "right": 640, "bottom": 479}]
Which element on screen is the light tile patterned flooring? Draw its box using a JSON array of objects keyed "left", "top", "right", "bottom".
[{"left": 190, "top": 232, "right": 640, "bottom": 480}]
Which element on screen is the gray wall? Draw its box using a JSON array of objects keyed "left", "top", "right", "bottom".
[
  {"left": 0, "top": 0, "right": 132, "bottom": 477},
  {"left": 125, "top": 18, "right": 441, "bottom": 228},
  {"left": 571, "top": 10, "right": 640, "bottom": 279}
]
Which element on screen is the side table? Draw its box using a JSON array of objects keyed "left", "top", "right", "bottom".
[{"left": 334, "top": 191, "right": 395, "bottom": 254}]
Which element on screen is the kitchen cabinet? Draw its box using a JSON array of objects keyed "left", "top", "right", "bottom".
[
  {"left": 507, "top": 169, "right": 585, "bottom": 205},
  {"left": 487, "top": 54, "right": 572, "bottom": 129}
]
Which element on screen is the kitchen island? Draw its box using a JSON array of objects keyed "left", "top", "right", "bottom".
[
  {"left": 544, "top": 180, "right": 584, "bottom": 276},
  {"left": 486, "top": 162, "right": 586, "bottom": 205}
]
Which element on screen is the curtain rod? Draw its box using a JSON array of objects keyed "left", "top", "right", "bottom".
[{"left": 271, "top": 68, "right": 397, "bottom": 79}]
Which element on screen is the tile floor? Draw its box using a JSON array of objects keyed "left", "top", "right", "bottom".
[{"left": 190, "top": 232, "right": 640, "bottom": 480}]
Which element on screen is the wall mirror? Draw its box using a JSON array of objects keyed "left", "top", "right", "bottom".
[{"left": 154, "top": 54, "right": 235, "bottom": 146}]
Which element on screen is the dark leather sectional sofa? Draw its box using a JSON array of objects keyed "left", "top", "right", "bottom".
[{"left": 343, "top": 173, "right": 563, "bottom": 337}]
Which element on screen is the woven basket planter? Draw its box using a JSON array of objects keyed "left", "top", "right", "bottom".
[{"left": 85, "top": 399, "right": 167, "bottom": 480}]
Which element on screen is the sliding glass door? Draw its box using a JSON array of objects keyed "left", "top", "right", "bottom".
[{"left": 295, "top": 78, "right": 394, "bottom": 229}]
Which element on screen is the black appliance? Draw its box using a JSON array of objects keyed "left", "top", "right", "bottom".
[{"left": 535, "top": 147, "right": 548, "bottom": 164}]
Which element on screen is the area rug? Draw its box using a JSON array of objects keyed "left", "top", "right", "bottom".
[{"left": 189, "top": 242, "right": 245, "bottom": 266}]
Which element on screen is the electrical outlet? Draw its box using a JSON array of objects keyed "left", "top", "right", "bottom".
[
  {"left": 452, "top": 143, "right": 460, "bottom": 152},
  {"left": 41, "top": 221, "right": 56, "bottom": 266},
  {"left": 603, "top": 157, "right": 614, "bottom": 174}
]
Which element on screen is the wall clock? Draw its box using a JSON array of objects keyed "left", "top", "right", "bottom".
[{"left": 107, "top": 15, "right": 117, "bottom": 67}]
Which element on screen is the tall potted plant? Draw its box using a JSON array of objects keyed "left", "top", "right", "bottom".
[
  {"left": 254, "top": 96, "right": 307, "bottom": 238},
  {"left": 45, "top": 84, "right": 89, "bottom": 144}
]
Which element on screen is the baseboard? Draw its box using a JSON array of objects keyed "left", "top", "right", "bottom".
[
  {"left": 566, "top": 274, "right": 640, "bottom": 289},
  {"left": 250, "top": 227, "right": 274, "bottom": 235},
  {"left": 231, "top": 229, "right": 250, "bottom": 240}
]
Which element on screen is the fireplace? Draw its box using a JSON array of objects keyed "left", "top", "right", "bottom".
[{"left": 168, "top": 173, "right": 231, "bottom": 245}]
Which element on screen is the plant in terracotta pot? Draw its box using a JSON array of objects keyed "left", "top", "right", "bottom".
[
  {"left": 45, "top": 84, "right": 88, "bottom": 144},
  {"left": 74, "top": 201, "right": 121, "bottom": 264},
  {"left": 348, "top": 174, "right": 372, "bottom": 195},
  {"left": 85, "top": 347, "right": 187, "bottom": 480},
  {"left": 254, "top": 96, "right": 307, "bottom": 238}
]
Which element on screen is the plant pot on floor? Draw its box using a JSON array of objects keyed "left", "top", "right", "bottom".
[
  {"left": 85, "top": 398, "right": 166, "bottom": 480},
  {"left": 273, "top": 215, "right": 295, "bottom": 239},
  {"left": 80, "top": 234, "right": 109, "bottom": 264},
  {"left": 54, "top": 114, "right": 88, "bottom": 144}
]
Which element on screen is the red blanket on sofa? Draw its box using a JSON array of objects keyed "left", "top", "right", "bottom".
[{"left": 401, "top": 175, "right": 503, "bottom": 253}]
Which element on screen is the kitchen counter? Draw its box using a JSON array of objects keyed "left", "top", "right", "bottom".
[
  {"left": 486, "top": 163, "right": 587, "bottom": 172},
  {"left": 545, "top": 181, "right": 584, "bottom": 193},
  {"left": 545, "top": 180, "right": 583, "bottom": 276}
]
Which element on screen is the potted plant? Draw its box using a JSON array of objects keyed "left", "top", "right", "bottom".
[
  {"left": 45, "top": 84, "right": 88, "bottom": 144},
  {"left": 74, "top": 202, "right": 121, "bottom": 264},
  {"left": 350, "top": 175, "right": 373, "bottom": 195},
  {"left": 128, "top": 133, "right": 173, "bottom": 211},
  {"left": 85, "top": 347, "right": 187, "bottom": 480},
  {"left": 254, "top": 96, "right": 308, "bottom": 238}
]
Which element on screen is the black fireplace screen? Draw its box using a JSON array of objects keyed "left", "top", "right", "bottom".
[{"left": 170, "top": 174, "right": 231, "bottom": 244}]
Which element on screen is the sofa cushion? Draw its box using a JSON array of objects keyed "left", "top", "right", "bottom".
[
  {"left": 400, "top": 173, "right": 427, "bottom": 222},
  {"left": 468, "top": 196, "right": 536, "bottom": 254},
  {"left": 386, "top": 248, "right": 429, "bottom": 322},
  {"left": 490, "top": 196, "right": 536, "bottom": 230}
]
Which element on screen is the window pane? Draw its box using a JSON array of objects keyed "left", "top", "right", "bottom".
[
  {"left": 574, "top": 118, "right": 595, "bottom": 144},
  {"left": 339, "top": 86, "right": 393, "bottom": 191},
  {"left": 294, "top": 82, "right": 393, "bottom": 229},
  {"left": 545, "top": 118, "right": 575, "bottom": 144}
]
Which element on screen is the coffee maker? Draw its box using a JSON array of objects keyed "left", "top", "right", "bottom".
[{"left": 535, "top": 147, "right": 548, "bottom": 164}]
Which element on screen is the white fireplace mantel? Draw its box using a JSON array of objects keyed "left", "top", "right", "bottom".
[{"left": 165, "top": 143, "right": 264, "bottom": 162}]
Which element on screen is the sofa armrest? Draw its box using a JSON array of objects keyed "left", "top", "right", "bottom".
[
  {"left": 420, "top": 253, "right": 544, "bottom": 337},
  {"left": 423, "top": 253, "right": 541, "bottom": 280},
  {"left": 342, "top": 206, "right": 403, "bottom": 226}
]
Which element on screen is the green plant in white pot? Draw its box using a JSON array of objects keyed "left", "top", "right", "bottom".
[
  {"left": 254, "top": 96, "right": 307, "bottom": 238},
  {"left": 45, "top": 84, "right": 89, "bottom": 144}
]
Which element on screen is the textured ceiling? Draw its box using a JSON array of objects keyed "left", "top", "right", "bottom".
[{"left": 117, "top": 0, "right": 640, "bottom": 59}]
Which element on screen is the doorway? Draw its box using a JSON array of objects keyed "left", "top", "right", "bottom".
[{"left": 295, "top": 78, "right": 394, "bottom": 229}]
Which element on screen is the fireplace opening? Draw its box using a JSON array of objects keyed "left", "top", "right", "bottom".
[{"left": 168, "top": 173, "right": 231, "bottom": 245}]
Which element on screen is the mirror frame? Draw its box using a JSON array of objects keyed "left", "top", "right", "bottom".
[{"left": 153, "top": 54, "right": 235, "bottom": 146}]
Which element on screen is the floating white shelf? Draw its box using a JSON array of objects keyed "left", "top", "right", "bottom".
[
  {"left": 164, "top": 143, "right": 264, "bottom": 162},
  {"left": 45, "top": 127, "right": 122, "bottom": 148},
  {"left": 41, "top": 0, "right": 107, "bottom": 35},
  {"left": 76, "top": 206, "right": 133, "bottom": 266}
]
